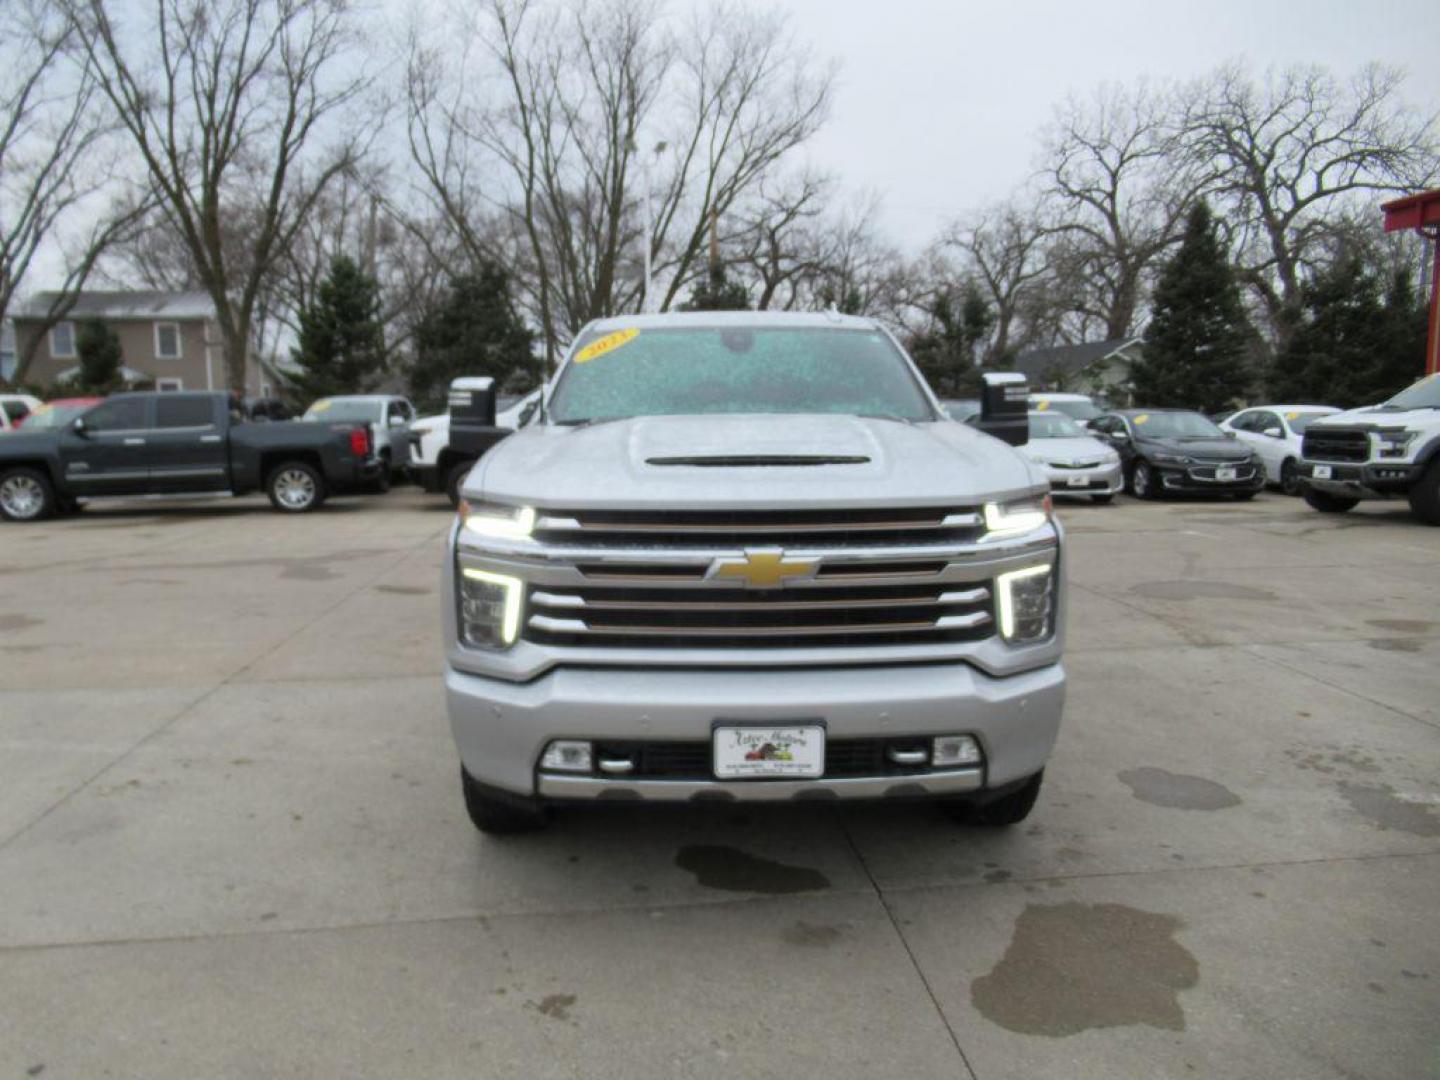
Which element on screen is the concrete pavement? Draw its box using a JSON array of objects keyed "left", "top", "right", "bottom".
[{"left": 1, "top": 487, "right": 1437, "bottom": 1078}]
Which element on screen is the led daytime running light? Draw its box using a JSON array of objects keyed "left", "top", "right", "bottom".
[
  {"left": 461, "top": 568, "right": 523, "bottom": 644},
  {"left": 997, "top": 563, "right": 1053, "bottom": 640}
]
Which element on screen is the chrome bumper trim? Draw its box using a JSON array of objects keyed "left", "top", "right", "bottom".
[{"left": 535, "top": 767, "right": 985, "bottom": 802}]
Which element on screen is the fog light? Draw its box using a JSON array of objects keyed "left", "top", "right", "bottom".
[
  {"left": 540, "top": 740, "right": 593, "bottom": 773},
  {"left": 932, "top": 734, "right": 982, "bottom": 767}
]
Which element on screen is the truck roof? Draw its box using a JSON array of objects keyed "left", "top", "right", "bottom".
[{"left": 580, "top": 311, "right": 884, "bottom": 335}]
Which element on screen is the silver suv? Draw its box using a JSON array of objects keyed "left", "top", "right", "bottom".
[{"left": 443, "top": 312, "right": 1066, "bottom": 832}]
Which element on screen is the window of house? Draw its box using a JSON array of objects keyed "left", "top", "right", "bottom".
[
  {"left": 156, "top": 377, "right": 184, "bottom": 391},
  {"left": 51, "top": 321, "right": 76, "bottom": 358},
  {"left": 155, "top": 395, "right": 215, "bottom": 428},
  {"left": 155, "top": 322, "right": 182, "bottom": 359}
]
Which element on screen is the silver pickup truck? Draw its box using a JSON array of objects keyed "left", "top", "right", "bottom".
[{"left": 442, "top": 312, "right": 1066, "bottom": 832}]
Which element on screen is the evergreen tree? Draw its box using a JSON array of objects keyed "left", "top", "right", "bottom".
[
  {"left": 1268, "top": 254, "right": 1402, "bottom": 406},
  {"left": 1372, "top": 268, "right": 1428, "bottom": 402},
  {"left": 409, "top": 264, "right": 535, "bottom": 412},
  {"left": 681, "top": 264, "right": 750, "bottom": 311},
  {"left": 1131, "top": 201, "right": 1252, "bottom": 412},
  {"left": 289, "top": 255, "right": 387, "bottom": 402},
  {"left": 908, "top": 281, "right": 994, "bottom": 397},
  {"left": 74, "top": 319, "right": 123, "bottom": 392}
]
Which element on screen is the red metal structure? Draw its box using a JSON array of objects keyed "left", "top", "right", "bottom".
[{"left": 1382, "top": 189, "right": 1440, "bottom": 376}]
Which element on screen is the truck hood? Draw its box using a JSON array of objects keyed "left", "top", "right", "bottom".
[
  {"left": 468, "top": 413, "right": 1044, "bottom": 509},
  {"left": 1313, "top": 405, "right": 1437, "bottom": 429}
]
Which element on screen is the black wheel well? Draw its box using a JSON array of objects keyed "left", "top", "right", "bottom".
[
  {"left": 260, "top": 450, "right": 322, "bottom": 483},
  {"left": 437, "top": 449, "right": 476, "bottom": 475},
  {"left": 0, "top": 459, "right": 58, "bottom": 486}
]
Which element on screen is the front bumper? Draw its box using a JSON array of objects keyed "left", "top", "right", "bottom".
[
  {"left": 1299, "top": 460, "right": 1419, "bottom": 497},
  {"left": 1042, "top": 461, "right": 1122, "bottom": 496},
  {"left": 446, "top": 659, "right": 1065, "bottom": 801},
  {"left": 1155, "top": 462, "right": 1264, "bottom": 494}
]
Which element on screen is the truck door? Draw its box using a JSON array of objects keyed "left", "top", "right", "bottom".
[
  {"left": 148, "top": 394, "right": 229, "bottom": 493},
  {"left": 58, "top": 396, "right": 155, "bottom": 496}
]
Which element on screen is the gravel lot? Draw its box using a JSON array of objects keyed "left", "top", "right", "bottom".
[{"left": 1, "top": 487, "right": 1437, "bottom": 1079}]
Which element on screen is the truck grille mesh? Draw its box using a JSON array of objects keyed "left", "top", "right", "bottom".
[
  {"left": 1302, "top": 429, "right": 1368, "bottom": 463},
  {"left": 592, "top": 738, "right": 934, "bottom": 778}
]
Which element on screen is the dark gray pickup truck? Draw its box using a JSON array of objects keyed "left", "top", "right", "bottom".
[{"left": 0, "top": 391, "right": 381, "bottom": 521}]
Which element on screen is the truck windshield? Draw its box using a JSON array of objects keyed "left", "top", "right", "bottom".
[
  {"left": 1381, "top": 373, "right": 1440, "bottom": 411},
  {"left": 548, "top": 326, "right": 936, "bottom": 423}
]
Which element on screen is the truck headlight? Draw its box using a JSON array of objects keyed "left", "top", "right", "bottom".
[
  {"left": 983, "top": 496, "right": 1051, "bottom": 539},
  {"left": 459, "top": 500, "right": 536, "bottom": 540},
  {"left": 996, "top": 564, "right": 1055, "bottom": 643},
  {"left": 459, "top": 568, "right": 524, "bottom": 648},
  {"left": 1376, "top": 429, "right": 1416, "bottom": 459}
]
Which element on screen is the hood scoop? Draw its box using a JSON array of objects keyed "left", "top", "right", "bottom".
[{"left": 647, "top": 454, "right": 870, "bottom": 467}]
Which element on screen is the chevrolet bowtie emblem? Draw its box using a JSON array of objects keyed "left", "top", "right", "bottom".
[{"left": 708, "top": 548, "right": 821, "bottom": 589}]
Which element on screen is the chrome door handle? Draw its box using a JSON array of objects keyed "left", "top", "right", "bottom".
[
  {"left": 123, "top": 438, "right": 146, "bottom": 446},
  {"left": 199, "top": 435, "right": 221, "bottom": 443}
]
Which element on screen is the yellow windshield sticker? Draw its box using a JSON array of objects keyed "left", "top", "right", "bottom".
[
  {"left": 1035, "top": 399, "right": 1050, "bottom": 411},
  {"left": 1285, "top": 411, "right": 1299, "bottom": 420},
  {"left": 311, "top": 399, "right": 332, "bottom": 412},
  {"left": 32, "top": 403, "right": 53, "bottom": 416},
  {"left": 575, "top": 328, "right": 640, "bottom": 364},
  {"left": 1134, "top": 413, "right": 1150, "bottom": 425}
]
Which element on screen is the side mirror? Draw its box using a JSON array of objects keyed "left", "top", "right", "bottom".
[
  {"left": 72, "top": 417, "right": 88, "bottom": 436},
  {"left": 387, "top": 415, "right": 406, "bottom": 429}
]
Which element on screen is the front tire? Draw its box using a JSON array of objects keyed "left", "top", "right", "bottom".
[
  {"left": 1303, "top": 488, "right": 1359, "bottom": 515},
  {"left": 0, "top": 467, "right": 57, "bottom": 522},
  {"left": 266, "top": 461, "right": 327, "bottom": 513},
  {"left": 445, "top": 460, "right": 474, "bottom": 508},
  {"left": 461, "top": 768, "right": 547, "bottom": 834},
  {"left": 1407, "top": 459, "right": 1440, "bottom": 525},
  {"left": 372, "top": 451, "right": 392, "bottom": 494},
  {"left": 1129, "top": 461, "right": 1157, "bottom": 500},
  {"left": 1280, "top": 458, "right": 1302, "bottom": 496}
]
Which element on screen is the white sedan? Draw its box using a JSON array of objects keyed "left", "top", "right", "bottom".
[
  {"left": 1020, "top": 410, "right": 1123, "bottom": 503},
  {"left": 1219, "top": 405, "right": 1340, "bottom": 495}
]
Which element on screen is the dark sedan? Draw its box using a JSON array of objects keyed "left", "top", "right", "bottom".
[{"left": 1090, "top": 409, "right": 1264, "bottom": 500}]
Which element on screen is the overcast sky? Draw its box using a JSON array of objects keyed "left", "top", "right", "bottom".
[{"left": 777, "top": 0, "right": 1440, "bottom": 248}]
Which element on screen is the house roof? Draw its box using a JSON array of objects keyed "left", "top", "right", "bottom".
[
  {"left": 1013, "top": 338, "right": 1141, "bottom": 380},
  {"left": 13, "top": 290, "right": 216, "bottom": 321}
]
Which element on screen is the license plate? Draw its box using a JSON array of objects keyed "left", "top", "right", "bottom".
[
  {"left": 1312, "top": 465, "right": 1332, "bottom": 479},
  {"left": 1215, "top": 467, "right": 1237, "bottom": 481},
  {"left": 1067, "top": 476, "right": 1089, "bottom": 487},
  {"left": 713, "top": 724, "right": 824, "bottom": 779}
]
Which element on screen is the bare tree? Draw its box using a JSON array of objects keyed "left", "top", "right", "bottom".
[
  {"left": 66, "top": 0, "right": 373, "bottom": 391},
  {"left": 406, "top": 0, "right": 832, "bottom": 368},
  {"left": 1, "top": 0, "right": 148, "bottom": 382},
  {"left": 943, "top": 198, "right": 1056, "bottom": 362},
  {"left": 1183, "top": 61, "right": 1439, "bottom": 343},
  {"left": 1038, "top": 81, "right": 1214, "bottom": 342}
]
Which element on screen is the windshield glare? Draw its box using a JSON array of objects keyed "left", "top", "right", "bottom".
[
  {"left": 549, "top": 326, "right": 935, "bottom": 423},
  {"left": 1132, "top": 411, "right": 1223, "bottom": 438},
  {"left": 1285, "top": 412, "right": 1332, "bottom": 434},
  {"left": 302, "top": 399, "right": 382, "bottom": 423},
  {"left": 1384, "top": 373, "right": 1440, "bottom": 411},
  {"left": 1036, "top": 398, "right": 1103, "bottom": 421},
  {"left": 1029, "top": 412, "right": 1086, "bottom": 438}
]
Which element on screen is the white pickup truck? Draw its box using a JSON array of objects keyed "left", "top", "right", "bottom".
[
  {"left": 1298, "top": 373, "right": 1440, "bottom": 524},
  {"left": 408, "top": 389, "right": 541, "bottom": 504}
]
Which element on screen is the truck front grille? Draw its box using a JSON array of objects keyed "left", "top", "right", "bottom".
[
  {"left": 523, "top": 579, "right": 994, "bottom": 649},
  {"left": 531, "top": 505, "right": 984, "bottom": 548},
  {"left": 1303, "top": 429, "right": 1369, "bottom": 462}
]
